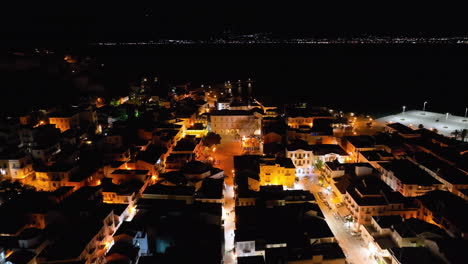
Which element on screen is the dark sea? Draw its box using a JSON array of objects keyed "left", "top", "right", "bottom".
[
  {"left": 1, "top": 43, "right": 468, "bottom": 118},
  {"left": 85, "top": 43, "right": 468, "bottom": 118}
]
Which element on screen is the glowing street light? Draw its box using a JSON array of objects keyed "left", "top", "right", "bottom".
[
  {"left": 465, "top": 107, "right": 468, "bottom": 118},
  {"left": 446, "top": 112, "right": 450, "bottom": 121},
  {"left": 402, "top": 105, "right": 406, "bottom": 115},
  {"left": 423, "top": 101, "right": 428, "bottom": 111}
]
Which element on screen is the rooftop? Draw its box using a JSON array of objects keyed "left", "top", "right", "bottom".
[
  {"left": 136, "top": 145, "right": 167, "bottom": 164},
  {"left": 259, "top": 157, "right": 295, "bottom": 169},
  {"left": 288, "top": 242, "right": 345, "bottom": 261},
  {"left": 234, "top": 155, "right": 261, "bottom": 173},
  {"left": 387, "top": 122, "right": 420, "bottom": 134},
  {"left": 111, "top": 169, "right": 149, "bottom": 175},
  {"left": 180, "top": 160, "right": 211, "bottom": 175},
  {"left": 325, "top": 161, "right": 373, "bottom": 173},
  {"left": 173, "top": 137, "right": 200, "bottom": 152},
  {"left": 359, "top": 150, "right": 394, "bottom": 161},
  {"left": 379, "top": 159, "right": 442, "bottom": 185},
  {"left": 389, "top": 247, "right": 445, "bottom": 264},
  {"left": 238, "top": 255, "right": 266, "bottom": 264},
  {"left": 195, "top": 178, "right": 224, "bottom": 199},
  {"left": 102, "top": 178, "right": 144, "bottom": 195},
  {"left": 373, "top": 216, "right": 447, "bottom": 238},
  {"left": 343, "top": 135, "right": 376, "bottom": 148},
  {"left": 235, "top": 203, "right": 332, "bottom": 245},
  {"left": 309, "top": 144, "right": 348, "bottom": 156},
  {"left": 143, "top": 184, "right": 195, "bottom": 196},
  {"left": 416, "top": 190, "right": 468, "bottom": 232},
  {"left": 346, "top": 175, "right": 407, "bottom": 206}
]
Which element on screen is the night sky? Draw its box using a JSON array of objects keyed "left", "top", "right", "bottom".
[{"left": 2, "top": 3, "right": 468, "bottom": 46}]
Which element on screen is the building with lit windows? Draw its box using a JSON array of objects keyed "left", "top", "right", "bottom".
[
  {"left": 259, "top": 157, "right": 295, "bottom": 188},
  {"left": 286, "top": 143, "right": 348, "bottom": 176},
  {"left": 209, "top": 109, "right": 262, "bottom": 136},
  {"left": 285, "top": 106, "right": 333, "bottom": 129},
  {"left": 0, "top": 150, "right": 34, "bottom": 181},
  {"left": 377, "top": 159, "right": 444, "bottom": 197},
  {"left": 360, "top": 216, "right": 448, "bottom": 264},
  {"left": 343, "top": 175, "right": 418, "bottom": 230},
  {"left": 286, "top": 144, "right": 314, "bottom": 176},
  {"left": 340, "top": 135, "right": 377, "bottom": 162}
]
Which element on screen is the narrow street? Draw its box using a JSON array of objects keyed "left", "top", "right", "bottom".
[
  {"left": 306, "top": 177, "right": 375, "bottom": 264},
  {"left": 212, "top": 135, "right": 242, "bottom": 264}
]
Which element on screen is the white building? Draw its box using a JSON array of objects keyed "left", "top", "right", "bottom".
[
  {"left": 285, "top": 146, "right": 314, "bottom": 176},
  {"left": 0, "top": 151, "right": 34, "bottom": 181},
  {"left": 286, "top": 143, "right": 349, "bottom": 176}
]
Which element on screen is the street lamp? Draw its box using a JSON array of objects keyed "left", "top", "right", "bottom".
[
  {"left": 446, "top": 112, "right": 450, "bottom": 122},
  {"left": 402, "top": 105, "right": 406, "bottom": 115},
  {"left": 423, "top": 101, "right": 428, "bottom": 111},
  {"left": 465, "top": 107, "right": 467, "bottom": 118}
]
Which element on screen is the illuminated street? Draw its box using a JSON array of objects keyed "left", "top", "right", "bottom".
[
  {"left": 212, "top": 135, "right": 242, "bottom": 264},
  {"left": 350, "top": 115, "right": 385, "bottom": 136},
  {"left": 295, "top": 175, "right": 375, "bottom": 264}
]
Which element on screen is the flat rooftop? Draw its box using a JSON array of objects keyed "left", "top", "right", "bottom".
[
  {"left": 379, "top": 159, "right": 442, "bottom": 185},
  {"left": 377, "top": 110, "right": 468, "bottom": 140}
]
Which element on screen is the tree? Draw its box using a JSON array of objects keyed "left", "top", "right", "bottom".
[
  {"left": 418, "top": 124, "right": 424, "bottom": 129},
  {"left": 315, "top": 159, "right": 325, "bottom": 171},
  {"left": 202, "top": 132, "right": 222, "bottom": 147},
  {"left": 461, "top": 129, "right": 467, "bottom": 142},
  {"left": 451, "top": 129, "right": 460, "bottom": 140}
]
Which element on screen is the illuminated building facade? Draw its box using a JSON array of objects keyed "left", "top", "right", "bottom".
[
  {"left": 259, "top": 157, "right": 296, "bottom": 188},
  {"left": 209, "top": 110, "right": 262, "bottom": 136}
]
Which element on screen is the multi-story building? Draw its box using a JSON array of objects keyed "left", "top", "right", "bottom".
[
  {"left": 209, "top": 109, "right": 262, "bottom": 136},
  {"left": 216, "top": 98, "right": 231, "bottom": 110},
  {"left": 360, "top": 216, "right": 448, "bottom": 263},
  {"left": 340, "top": 135, "right": 377, "bottom": 161},
  {"left": 48, "top": 110, "right": 80, "bottom": 132},
  {"left": 235, "top": 203, "right": 345, "bottom": 264},
  {"left": 18, "top": 124, "right": 61, "bottom": 149},
  {"left": 285, "top": 106, "right": 333, "bottom": 129},
  {"left": 36, "top": 207, "right": 118, "bottom": 264},
  {"left": 0, "top": 150, "right": 34, "bottom": 181},
  {"left": 325, "top": 162, "right": 375, "bottom": 204},
  {"left": 343, "top": 175, "right": 418, "bottom": 230},
  {"left": 377, "top": 159, "right": 444, "bottom": 197},
  {"left": 34, "top": 163, "right": 79, "bottom": 191},
  {"left": 286, "top": 144, "right": 314, "bottom": 176},
  {"left": 415, "top": 190, "right": 468, "bottom": 239},
  {"left": 286, "top": 143, "right": 348, "bottom": 176},
  {"left": 31, "top": 141, "right": 61, "bottom": 162},
  {"left": 259, "top": 156, "right": 296, "bottom": 188}
]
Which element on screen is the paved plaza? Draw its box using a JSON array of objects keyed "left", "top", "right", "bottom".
[{"left": 377, "top": 110, "right": 468, "bottom": 139}]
